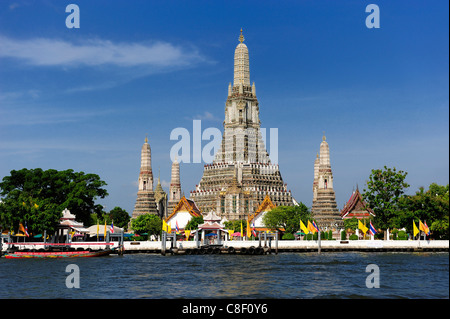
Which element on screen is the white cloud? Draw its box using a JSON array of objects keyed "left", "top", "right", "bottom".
[{"left": 0, "top": 35, "right": 204, "bottom": 68}]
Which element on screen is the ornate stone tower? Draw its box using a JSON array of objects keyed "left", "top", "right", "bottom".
[
  {"left": 154, "top": 174, "right": 168, "bottom": 219},
  {"left": 132, "top": 136, "right": 158, "bottom": 218},
  {"left": 189, "top": 30, "right": 295, "bottom": 220},
  {"left": 167, "top": 157, "right": 182, "bottom": 214},
  {"left": 311, "top": 134, "right": 343, "bottom": 229}
]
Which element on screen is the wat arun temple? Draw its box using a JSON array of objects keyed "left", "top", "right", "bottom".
[{"left": 132, "top": 30, "right": 342, "bottom": 229}]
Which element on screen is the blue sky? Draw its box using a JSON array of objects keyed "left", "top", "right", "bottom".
[{"left": 0, "top": 0, "right": 448, "bottom": 215}]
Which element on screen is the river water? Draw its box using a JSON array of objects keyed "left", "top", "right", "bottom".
[{"left": 0, "top": 252, "right": 448, "bottom": 299}]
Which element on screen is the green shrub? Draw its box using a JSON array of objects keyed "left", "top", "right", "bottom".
[
  {"left": 282, "top": 233, "right": 295, "bottom": 240},
  {"left": 341, "top": 230, "right": 347, "bottom": 240},
  {"left": 349, "top": 234, "right": 359, "bottom": 240},
  {"left": 397, "top": 230, "right": 408, "bottom": 240},
  {"left": 304, "top": 233, "right": 313, "bottom": 240},
  {"left": 328, "top": 230, "right": 333, "bottom": 240}
]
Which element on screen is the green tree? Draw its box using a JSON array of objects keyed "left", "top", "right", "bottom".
[
  {"left": 108, "top": 206, "right": 131, "bottom": 230},
  {"left": 397, "top": 183, "right": 449, "bottom": 239},
  {"left": 131, "top": 214, "right": 162, "bottom": 238},
  {"left": 363, "top": 166, "right": 409, "bottom": 231},
  {"left": 185, "top": 216, "right": 204, "bottom": 230},
  {"left": 0, "top": 168, "right": 108, "bottom": 235},
  {"left": 262, "top": 203, "right": 311, "bottom": 234}
]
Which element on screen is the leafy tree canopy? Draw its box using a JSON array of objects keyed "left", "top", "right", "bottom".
[
  {"left": 363, "top": 166, "right": 409, "bottom": 230},
  {"left": 262, "top": 203, "right": 311, "bottom": 234},
  {"left": 0, "top": 168, "right": 108, "bottom": 235},
  {"left": 131, "top": 213, "right": 162, "bottom": 237}
]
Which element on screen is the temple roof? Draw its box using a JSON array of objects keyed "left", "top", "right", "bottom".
[
  {"left": 340, "top": 187, "right": 375, "bottom": 219},
  {"left": 248, "top": 195, "right": 276, "bottom": 223},
  {"left": 203, "top": 211, "right": 221, "bottom": 222},
  {"left": 166, "top": 196, "right": 202, "bottom": 222}
]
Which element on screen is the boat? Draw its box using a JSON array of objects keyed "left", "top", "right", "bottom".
[{"left": 2, "top": 247, "right": 116, "bottom": 259}]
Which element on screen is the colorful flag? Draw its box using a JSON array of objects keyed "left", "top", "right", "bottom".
[
  {"left": 413, "top": 221, "right": 419, "bottom": 237},
  {"left": 252, "top": 221, "right": 257, "bottom": 237},
  {"left": 110, "top": 220, "right": 114, "bottom": 233},
  {"left": 307, "top": 220, "right": 317, "bottom": 234},
  {"left": 369, "top": 221, "right": 377, "bottom": 236},
  {"left": 312, "top": 221, "right": 319, "bottom": 233},
  {"left": 300, "top": 220, "right": 309, "bottom": 234},
  {"left": 358, "top": 220, "right": 368, "bottom": 234},
  {"left": 424, "top": 221, "right": 430, "bottom": 236},
  {"left": 176, "top": 220, "right": 180, "bottom": 233},
  {"left": 419, "top": 220, "right": 430, "bottom": 235},
  {"left": 19, "top": 222, "right": 29, "bottom": 237}
]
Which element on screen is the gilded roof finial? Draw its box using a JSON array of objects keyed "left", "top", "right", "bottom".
[
  {"left": 145, "top": 134, "right": 148, "bottom": 143},
  {"left": 322, "top": 131, "right": 326, "bottom": 141},
  {"left": 239, "top": 28, "right": 244, "bottom": 43}
]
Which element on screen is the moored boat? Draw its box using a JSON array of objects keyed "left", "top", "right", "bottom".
[{"left": 3, "top": 247, "right": 115, "bottom": 259}]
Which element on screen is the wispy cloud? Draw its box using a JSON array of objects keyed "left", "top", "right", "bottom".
[
  {"left": 0, "top": 34, "right": 204, "bottom": 68},
  {"left": 189, "top": 111, "right": 221, "bottom": 122}
]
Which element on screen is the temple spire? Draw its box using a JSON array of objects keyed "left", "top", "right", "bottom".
[{"left": 233, "top": 28, "right": 250, "bottom": 87}]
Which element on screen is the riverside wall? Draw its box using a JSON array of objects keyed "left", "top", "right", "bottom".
[{"left": 122, "top": 239, "right": 449, "bottom": 254}]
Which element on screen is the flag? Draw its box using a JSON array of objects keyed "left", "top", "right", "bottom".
[
  {"left": 251, "top": 221, "right": 256, "bottom": 237},
  {"left": 19, "top": 222, "right": 29, "bottom": 237},
  {"left": 419, "top": 221, "right": 429, "bottom": 235},
  {"left": 176, "top": 221, "right": 180, "bottom": 233},
  {"left": 424, "top": 221, "right": 430, "bottom": 236},
  {"left": 162, "top": 220, "right": 168, "bottom": 232},
  {"left": 96, "top": 219, "right": 99, "bottom": 237},
  {"left": 185, "top": 230, "right": 191, "bottom": 240},
  {"left": 167, "top": 223, "right": 172, "bottom": 234},
  {"left": 240, "top": 221, "right": 243, "bottom": 237},
  {"left": 358, "top": 220, "right": 368, "bottom": 235},
  {"left": 300, "top": 220, "right": 309, "bottom": 234},
  {"left": 110, "top": 220, "right": 114, "bottom": 233},
  {"left": 369, "top": 221, "right": 377, "bottom": 236},
  {"left": 228, "top": 229, "right": 234, "bottom": 240},
  {"left": 104, "top": 219, "right": 107, "bottom": 237},
  {"left": 307, "top": 220, "right": 317, "bottom": 234},
  {"left": 413, "top": 221, "right": 419, "bottom": 237},
  {"left": 312, "top": 221, "right": 319, "bottom": 233},
  {"left": 246, "top": 220, "right": 251, "bottom": 238}
]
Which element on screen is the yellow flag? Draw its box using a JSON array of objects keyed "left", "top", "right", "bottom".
[
  {"left": 185, "top": 230, "right": 191, "bottom": 240},
  {"left": 413, "top": 221, "right": 419, "bottom": 237},
  {"left": 419, "top": 221, "right": 426, "bottom": 233},
  {"left": 240, "top": 221, "right": 243, "bottom": 237},
  {"left": 162, "top": 220, "right": 168, "bottom": 232},
  {"left": 307, "top": 220, "right": 317, "bottom": 234},
  {"left": 358, "top": 220, "right": 368, "bottom": 234},
  {"left": 246, "top": 220, "right": 251, "bottom": 238},
  {"left": 300, "top": 220, "right": 309, "bottom": 234},
  {"left": 228, "top": 229, "right": 234, "bottom": 240},
  {"left": 96, "top": 220, "right": 99, "bottom": 236},
  {"left": 104, "top": 219, "right": 107, "bottom": 236},
  {"left": 167, "top": 223, "right": 172, "bottom": 234}
]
